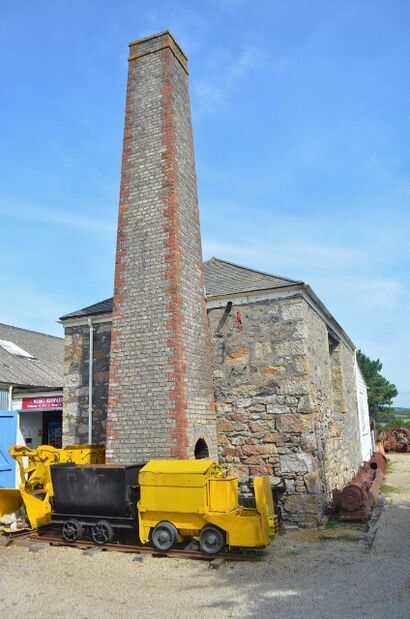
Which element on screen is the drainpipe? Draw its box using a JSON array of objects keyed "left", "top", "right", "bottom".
[
  {"left": 8, "top": 385, "right": 13, "bottom": 410},
  {"left": 87, "top": 318, "right": 94, "bottom": 444}
]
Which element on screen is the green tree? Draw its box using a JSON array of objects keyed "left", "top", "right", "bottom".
[{"left": 357, "top": 350, "right": 398, "bottom": 422}]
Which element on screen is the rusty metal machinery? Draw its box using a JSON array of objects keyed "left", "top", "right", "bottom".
[
  {"left": 383, "top": 427, "right": 410, "bottom": 453},
  {"left": 333, "top": 453, "right": 386, "bottom": 521},
  {"left": 369, "top": 452, "right": 387, "bottom": 475}
]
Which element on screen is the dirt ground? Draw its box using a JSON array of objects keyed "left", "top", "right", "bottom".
[{"left": 0, "top": 453, "right": 409, "bottom": 618}]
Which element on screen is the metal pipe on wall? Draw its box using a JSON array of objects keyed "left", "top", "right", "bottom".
[
  {"left": 8, "top": 384, "right": 13, "bottom": 410},
  {"left": 87, "top": 318, "right": 94, "bottom": 444}
]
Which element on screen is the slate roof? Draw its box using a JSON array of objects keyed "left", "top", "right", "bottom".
[
  {"left": 0, "top": 323, "right": 63, "bottom": 389},
  {"left": 60, "top": 298, "right": 114, "bottom": 321},
  {"left": 60, "top": 258, "right": 302, "bottom": 321},
  {"left": 204, "top": 257, "right": 302, "bottom": 296}
]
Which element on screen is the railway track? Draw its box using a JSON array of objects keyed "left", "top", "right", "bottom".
[{"left": 2, "top": 527, "right": 262, "bottom": 562}]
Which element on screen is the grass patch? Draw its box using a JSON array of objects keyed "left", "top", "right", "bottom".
[
  {"left": 325, "top": 516, "right": 336, "bottom": 530},
  {"left": 319, "top": 533, "right": 359, "bottom": 542},
  {"left": 381, "top": 483, "right": 398, "bottom": 495},
  {"left": 386, "top": 461, "right": 393, "bottom": 474},
  {"left": 280, "top": 549, "right": 302, "bottom": 557}
]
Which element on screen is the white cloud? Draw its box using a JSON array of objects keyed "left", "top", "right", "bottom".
[
  {"left": 335, "top": 276, "right": 404, "bottom": 311},
  {"left": 0, "top": 201, "right": 115, "bottom": 237},
  {"left": 202, "top": 211, "right": 368, "bottom": 274},
  {"left": 194, "top": 46, "right": 261, "bottom": 111}
]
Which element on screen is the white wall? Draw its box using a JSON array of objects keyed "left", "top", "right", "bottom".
[{"left": 355, "top": 361, "right": 372, "bottom": 461}]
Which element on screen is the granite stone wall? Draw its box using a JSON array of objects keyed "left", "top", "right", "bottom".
[
  {"left": 209, "top": 296, "right": 363, "bottom": 527},
  {"left": 63, "top": 322, "right": 111, "bottom": 445},
  {"left": 303, "top": 303, "right": 362, "bottom": 497},
  {"left": 208, "top": 296, "right": 323, "bottom": 527}
]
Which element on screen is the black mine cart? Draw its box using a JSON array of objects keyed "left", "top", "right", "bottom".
[{"left": 50, "top": 463, "right": 144, "bottom": 544}]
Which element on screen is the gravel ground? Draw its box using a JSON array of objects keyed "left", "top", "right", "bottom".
[{"left": 0, "top": 453, "right": 409, "bottom": 619}]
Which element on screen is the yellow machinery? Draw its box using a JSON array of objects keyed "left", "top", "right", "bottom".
[
  {"left": 138, "top": 460, "right": 278, "bottom": 553},
  {"left": 0, "top": 444, "right": 104, "bottom": 532}
]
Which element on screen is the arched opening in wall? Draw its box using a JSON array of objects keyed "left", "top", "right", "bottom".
[{"left": 194, "top": 438, "right": 209, "bottom": 459}]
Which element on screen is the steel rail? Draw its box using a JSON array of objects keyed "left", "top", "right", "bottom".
[{"left": 25, "top": 531, "right": 261, "bottom": 561}]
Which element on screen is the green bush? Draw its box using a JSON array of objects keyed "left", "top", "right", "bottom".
[{"left": 377, "top": 417, "right": 410, "bottom": 431}]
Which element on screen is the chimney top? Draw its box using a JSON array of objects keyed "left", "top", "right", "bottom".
[{"left": 128, "top": 31, "right": 188, "bottom": 73}]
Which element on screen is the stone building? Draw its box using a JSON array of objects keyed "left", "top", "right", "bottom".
[
  {"left": 59, "top": 32, "right": 372, "bottom": 527},
  {"left": 60, "top": 257, "right": 371, "bottom": 527}
]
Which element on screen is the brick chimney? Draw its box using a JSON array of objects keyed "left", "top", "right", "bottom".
[{"left": 106, "top": 32, "right": 217, "bottom": 463}]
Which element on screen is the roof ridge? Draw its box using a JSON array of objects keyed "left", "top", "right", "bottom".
[
  {"left": 61, "top": 260, "right": 304, "bottom": 320},
  {"left": 0, "top": 323, "right": 63, "bottom": 340},
  {"left": 204, "top": 256, "right": 303, "bottom": 284}
]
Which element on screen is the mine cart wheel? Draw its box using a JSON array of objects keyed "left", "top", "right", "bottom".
[
  {"left": 91, "top": 520, "right": 114, "bottom": 545},
  {"left": 62, "top": 519, "right": 83, "bottom": 542},
  {"left": 199, "top": 525, "right": 226, "bottom": 555},
  {"left": 151, "top": 521, "right": 178, "bottom": 552}
]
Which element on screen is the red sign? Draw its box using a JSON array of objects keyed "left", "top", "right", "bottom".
[{"left": 22, "top": 395, "right": 63, "bottom": 410}]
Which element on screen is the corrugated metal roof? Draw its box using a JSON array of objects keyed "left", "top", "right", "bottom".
[
  {"left": 0, "top": 323, "right": 63, "bottom": 389},
  {"left": 60, "top": 258, "right": 301, "bottom": 320}
]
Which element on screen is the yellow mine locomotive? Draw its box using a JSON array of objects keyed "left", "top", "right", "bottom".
[
  {"left": 1, "top": 447, "right": 278, "bottom": 554},
  {"left": 138, "top": 460, "right": 278, "bottom": 553},
  {"left": 50, "top": 459, "right": 277, "bottom": 553}
]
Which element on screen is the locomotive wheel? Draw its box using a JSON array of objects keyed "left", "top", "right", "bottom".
[
  {"left": 151, "top": 521, "right": 178, "bottom": 551},
  {"left": 91, "top": 520, "right": 114, "bottom": 545},
  {"left": 62, "top": 519, "right": 83, "bottom": 542},
  {"left": 199, "top": 525, "right": 225, "bottom": 555}
]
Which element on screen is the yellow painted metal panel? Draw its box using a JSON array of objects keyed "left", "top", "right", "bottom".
[
  {"left": 254, "top": 476, "right": 277, "bottom": 539},
  {"left": 139, "top": 485, "right": 208, "bottom": 514},
  {"left": 18, "top": 490, "right": 51, "bottom": 529},
  {"left": 139, "top": 460, "right": 223, "bottom": 489},
  {"left": 139, "top": 472, "right": 209, "bottom": 488},
  {"left": 0, "top": 489, "right": 22, "bottom": 520},
  {"left": 139, "top": 459, "right": 221, "bottom": 476},
  {"left": 209, "top": 478, "right": 238, "bottom": 513},
  {"left": 207, "top": 509, "right": 271, "bottom": 547},
  {"left": 140, "top": 459, "right": 214, "bottom": 473},
  {"left": 60, "top": 445, "right": 105, "bottom": 464},
  {"left": 254, "top": 476, "right": 274, "bottom": 517}
]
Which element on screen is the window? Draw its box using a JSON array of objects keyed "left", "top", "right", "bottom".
[{"left": 0, "top": 340, "right": 34, "bottom": 359}]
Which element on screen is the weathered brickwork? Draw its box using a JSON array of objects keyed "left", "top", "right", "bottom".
[
  {"left": 106, "top": 32, "right": 216, "bottom": 463},
  {"left": 208, "top": 296, "right": 362, "bottom": 527},
  {"left": 63, "top": 322, "right": 111, "bottom": 445}
]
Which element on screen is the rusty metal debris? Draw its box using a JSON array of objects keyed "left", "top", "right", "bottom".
[
  {"left": 333, "top": 453, "right": 387, "bottom": 521},
  {"left": 369, "top": 452, "right": 387, "bottom": 475},
  {"left": 382, "top": 427, "right": 410, "bottom": 453}
]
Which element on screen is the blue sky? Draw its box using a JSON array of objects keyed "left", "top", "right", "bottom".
[{"left": 0, "top": 1, "right": 409, "bottom": 405}]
